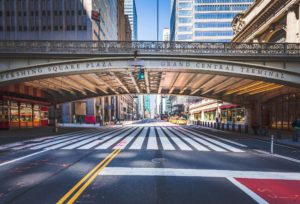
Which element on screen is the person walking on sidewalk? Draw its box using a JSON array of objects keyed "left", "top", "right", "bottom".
[{"left": 292, "top": 117, "right": 300, "bottom": 142}]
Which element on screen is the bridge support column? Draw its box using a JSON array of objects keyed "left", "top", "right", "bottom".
[
  {"left": 53, "top": 104, "right": 59, "bottom": 133},
  {"left": 108, "top": 96, "right": 112, "bottom": 123},
  {"left": 101, "top": 97, "right": 105, "bottom": 126}
]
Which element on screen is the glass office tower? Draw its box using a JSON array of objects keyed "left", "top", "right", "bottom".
[
  {"left": 170, "top": 0, "right": 254, "bottom": 42},
  {"left": 124, "top": 0, "right": 138, "bottom": 40}
]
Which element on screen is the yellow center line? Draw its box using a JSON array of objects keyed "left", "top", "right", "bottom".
[
  {"left": 56, "top": 149, "right": 120, "bottom": 204},
  {"left": 67, "top": 148, "right": 122, "bottom": 204}
]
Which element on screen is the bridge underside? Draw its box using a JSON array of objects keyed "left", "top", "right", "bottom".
[{"left": 1, "top": 69, "right": 298, "bottom": 106}]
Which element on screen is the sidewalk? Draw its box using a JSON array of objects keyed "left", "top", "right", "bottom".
[{"left": 191, "top": 125, "right": 300, "bottom": 149}]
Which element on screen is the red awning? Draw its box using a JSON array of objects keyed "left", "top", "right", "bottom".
[
  {"left": 204, "top": 108, "right": 217, "bottom": 112},
  {"left": 219, "top": 104, "right": 238, "bottom": 110}
]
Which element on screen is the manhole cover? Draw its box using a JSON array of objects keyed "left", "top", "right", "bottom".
[{"left": 151, "top": 158, "right": 166, "bottom": 164}]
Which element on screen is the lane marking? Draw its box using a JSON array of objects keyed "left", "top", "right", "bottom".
[
  {"left": 95, "top": 128, "right": 133, "bottom": 149},
  {"left": 188, "top": 127, "right": 248, "bottom": 148},
  {"left": 254, "top": 149, "right": 300, "bottom": 164},
  {"left": 99, "top": 167, "right": 300, "bottom": 180},
  {"left": 163, "top": 128, "right": 192, "bottom": 151},
  {"left": 61, "top": 128, "right": 121, "bottom": 150},
  {"left": 113, "top": 128, "right": 141, "bottom": 149},
  {"left": 227, "top": 177, "right": 268, "bottom": 204},
  {"left": 78, "top": 128, "right": 128, "bottom": 150},
  {"left": 0, "top": 149, "right": 48, "bottom": 167},
  {"left": 57, "top": 149, "right": 121, "bottom": 204},
  {"left": 147, "top": 127, "right": 158, "bottom": 150},
  {"left": 181, "top": 128, "right": 243, "bottom": 152},
  {"left": 179, "top": 128, "right": 227, "bottom": 152},
  {"left": 156, "top": 127, "right": 175, "bottom": 150},
  {"left": 129, "top": 127, "right": 148, "bottom": 150}
]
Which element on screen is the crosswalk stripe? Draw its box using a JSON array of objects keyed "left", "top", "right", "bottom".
[
  {"left": 113, "top": 128, "right": 142, "bottom": 149},
  {"left": 167, "top": 128, "right": 209, "bottom": 151},
  {"left": 184, "top": 128, "right": 244, "bottom": 153},
  {"left": 156, "top": 127, "right": 175, "bottom": 150},
  {"left": 10, "top": 129, "right": 98, "bottom": 150},
  {"left": 62, "top": 128, "right": 122, "bottom": 150},
  {"left": 147, "top": 127, "right": 158, "bottom": 150},
  {"left": 178, "top": 128, "right": 227, "bottom": 152},
  {"left": 79, "top": 128, "right": 131, "bottom": 149},
  {"left": 162, "top": 128, "right": 192, "bottom": 151},
  {"left": 95, "top": 128, "right": 134, "bottom": 149},
  {"left": 129, "top": 127, "right": 148, "bottom": 150},
  {"left": 30, "top": 130, "right": 103, "bottom": 150}
]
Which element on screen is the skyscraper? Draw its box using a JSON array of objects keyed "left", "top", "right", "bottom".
[
  {"left": 124, "top": 0, "right": 138, "bottom": 40},
  {"left": 170, "top": 0, "right": 254, "bottom": 42},
  {"left": 0, "top": 0, "right": 118, "bottom": 41}
]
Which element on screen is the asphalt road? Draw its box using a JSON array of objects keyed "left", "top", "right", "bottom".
[{"left": 0, "top": 121, "right": 300, "bottom": 204}]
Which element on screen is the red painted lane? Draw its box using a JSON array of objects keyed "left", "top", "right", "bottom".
[{"left": 236, "top": 178, "right": 300, "bottom": 204}]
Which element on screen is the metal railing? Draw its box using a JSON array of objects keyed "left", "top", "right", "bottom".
[{"left": 0, "top": 41, "right": 299, "bottom": 56}]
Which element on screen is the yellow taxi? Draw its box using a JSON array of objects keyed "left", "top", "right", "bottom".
[
  {"left": 169, "top": 116, "right": 179, "bottom": 124},
  {"left": 176, "top": 117, "right": 187, "bottom": 125}
]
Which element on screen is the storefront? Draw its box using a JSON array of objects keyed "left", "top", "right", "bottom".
[
  {"left": 263, "top": 93, "right": 300, "bottom": 131},
  {"left": 220, "top": 104, "right": 246, "bottom": 125},
  {"left": 204, "top": 109, "right": 216, "bottom": 122},
  {"left": 0, "top": 97, "right": 49, "bottom": 129}
]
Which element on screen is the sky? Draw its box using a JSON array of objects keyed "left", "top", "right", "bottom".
[{"left": 135, "top": 0, "right": 171, "bottom": 41}]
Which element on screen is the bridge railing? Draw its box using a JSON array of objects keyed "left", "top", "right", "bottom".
[{"left": 0, "top": 41, "right": 299, "bottom": 56}]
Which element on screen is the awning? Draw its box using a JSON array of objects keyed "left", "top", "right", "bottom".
[
  {"left": 219, "top": 104, "right": 238, "bottom": 110},
  {"left": 204, "top": 108, "right": 217, "bottom": 112}
]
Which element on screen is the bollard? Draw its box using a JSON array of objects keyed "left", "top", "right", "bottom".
[{"left": 271, "top": 135, "right": 274, "bottom": 154}]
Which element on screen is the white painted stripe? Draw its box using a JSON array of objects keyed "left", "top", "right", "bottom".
[
  {"left": 190, "top": 127, "right": 248, "bottom": 148},
  {"left": 129, "top": 127, "right": 148, "bottom": 150},
  {"left": 227, "top": 177, "right": 269, "bottom": 204},
  {"left": 0, "top": 129, "right": 96, "bottom": 150},
  {"left": 95, "top": 128, "right": 134, "bottom": 149},
  {"left": 255, "top": 150, "right": 300, "bottom": 164},
  {"left": 147, "top": 127, "right": 158, "bottom": 150},
  {"left": 29, "top": 130, "right": 101, "bottom": 150},
  {"left": 16, "top": 130, "right": 99, "bottom": 150},
  {"left": 100, "top": 167, "right": 300, "bottom": 180},
  {"left": 113, "top": 128, "right": 141, "bottom": 149},
  {"left": 156, "top": 127, "right": 176, "bottom": 150},
  {"left": 170, "top": 128, "right": 209, "bottom": 151},
  {"left": 180, "top": 128, "right": 242, "bottom": 152},
  {"left": 179, "top": 128, "right": 227, "bottom": 152},
  {"left": 62, "top": 129, "right": 121, "bottom": 149},
  {"left": 0, "top": 150, "right": 48, "bottom": 167},
  {"left": 78, "top": 129, "right": 127, "bottom": 149},
  {"left": 163, "top": 128, "right": 192, "bottom": 151}
]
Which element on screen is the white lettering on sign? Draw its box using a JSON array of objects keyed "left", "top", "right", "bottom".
[{"left": 0, "top": 59, "right": 297, "bottom": 85}]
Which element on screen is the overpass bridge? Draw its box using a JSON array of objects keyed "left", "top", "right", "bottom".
[{"left": 0, "top": 41, "right": 300, "bottom": 106}]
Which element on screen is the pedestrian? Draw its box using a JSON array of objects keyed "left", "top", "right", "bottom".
[{"left": 292, "top": 117, "right": 300, "bottom": 142}]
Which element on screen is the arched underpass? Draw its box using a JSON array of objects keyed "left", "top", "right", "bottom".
[{"left": 0, "top": 41, "right": 300, "bottom": 131}]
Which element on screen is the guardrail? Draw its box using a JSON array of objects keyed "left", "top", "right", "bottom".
[{"left": 0, "top": 41, "right": 299, "bottom": 56}]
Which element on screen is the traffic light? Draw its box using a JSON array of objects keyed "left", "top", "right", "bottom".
[{"left": 137, "top": 68, "right": 145, "bottom": 81}]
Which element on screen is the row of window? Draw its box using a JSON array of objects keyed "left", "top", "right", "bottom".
[
  {"left": 195, "top": 22, "right": 232, "bottom": 28},
  {"left": 195, "top": 31, "right": 233, "bottom": 36},
  {"left": 0, "top": 10, "right": 87, "bottom": 17},
  {"left": 195, "top": 0, "right": 253, "bottom": 3},
  {"left": 1, "top": 25, "right": 87, "bottom": 31},
  {"left": 195, "top": 5, "right": 250, "bottom": 11},
  {"left": 195, "top": 13, "right": 238, "bottom": 19}
]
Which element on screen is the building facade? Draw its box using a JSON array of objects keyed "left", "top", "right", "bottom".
[
  {"left": 0, "top": 0, "right": 133, "bottom": 129},
  {"left": 124, "top": 0, "right": 138, "bottom": 40},
  {"left": 170, "top": 0, "right": 254, "bottom": 42},
  {"left": 0, "top": 0, "right": 118, "bottom": 41},
  {"left": 232, "top": 0, "right": 300, "bottom": 132}
]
